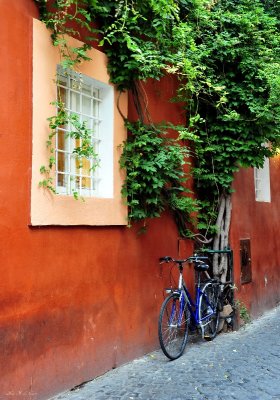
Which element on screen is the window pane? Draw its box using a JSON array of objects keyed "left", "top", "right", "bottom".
[
  {"left": 82, "top": 176, "right": 91, "bottom": 189},
  {"left": 92, "top": 92, "right": 99, "bottom": 117},
  {"left": 82, "top": 95, "right": 91, "bottom": 115},
  {"left": 57, "top": 130, "right": 66, "bottom": 151},
  {"left": 82, "top": 83, "right": 91, "bottom": 96},
  {"left": 75, "top": 156, "right": 83, "bottom": 174},
  {"left": 71, "top": 76, "right": 81, "bottom": 91},
  {"left": 58, "top": 86, "right": 66, "bottom": 105},
  {"left": 70, "top": 91, "right": 80, "bottom": 113},
  {"left": 57, "top": 173, "right": 67, "bottom": 188},
  {"left": 81, "top": 115, "right": 91, "bottom": 127},
  {"left": 75, "top": 175, "right": 81, "bottom": 190},
  {"left": 57, "top": 151, "right": 66, "bottom": 172},
  {"left": 55, "top": 67, "right": 102, "bottom": 197}
]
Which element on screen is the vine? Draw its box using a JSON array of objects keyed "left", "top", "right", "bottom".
[
  {"left": 34, "top": 0, "right": 280, "bottom": 280},
  {"left": 35, "top": 0, "right": 99, "bottom": 198},
  {"left": 174, "top": 0, "right": 280, "bottom": 278},
  {"left": 35, "top": 0, "right": 194, "bottom": 220},
  {"left": 119, "top": 121, "right": 198, "bottom": 232},
  {"left": 39, "top": 98, "right": 99, "bottom": 199}
]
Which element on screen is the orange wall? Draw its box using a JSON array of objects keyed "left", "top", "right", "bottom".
[
  {"left": 230, "top": 156, "right": 280, "bottom": 318},
  {"left": 1, "top": 1, "right": 279, "bottom": 398},
  {"left": 0, "top": 1, "right": 192, "bottom": 398}
]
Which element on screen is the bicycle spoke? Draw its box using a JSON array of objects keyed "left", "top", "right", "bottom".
[
  {"left": 199, "top": 283, "right": 220, "bottom": 341},
  {"left": 158, "top": 293, "right": 190, "bottom": 360}
]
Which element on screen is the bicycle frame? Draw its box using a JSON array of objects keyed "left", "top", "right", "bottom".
[{"left": 175, "top": 272, "right": 215, "bottom": 329}]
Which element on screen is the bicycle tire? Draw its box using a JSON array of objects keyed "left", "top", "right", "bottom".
[
  {"left": 199, "top": 282, "right": 220, "bottom": 341},
  {"left": 158, "top": 293, "right": 190, "bottom": 360}
]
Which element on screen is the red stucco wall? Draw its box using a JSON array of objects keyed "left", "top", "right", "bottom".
[
  {"left": 1, "top": 1, "right": 279, "bottom": 398},
  {"left": 0, "top": 1, "right": 192, "bottom": 398},
  {"left": 230, "top": 155, "right": 280, "bottom": 318}
]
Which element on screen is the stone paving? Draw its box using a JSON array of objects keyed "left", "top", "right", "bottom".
[{"left": 51, "top": 305, "right": 280, "bottom": 400}]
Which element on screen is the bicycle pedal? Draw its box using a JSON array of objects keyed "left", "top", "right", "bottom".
[
  {"left": 165, "top": 288, "right": 173, "bottom": 293},
  {"left": 165, "top": 288, "right": 180, "bottom": 294}
]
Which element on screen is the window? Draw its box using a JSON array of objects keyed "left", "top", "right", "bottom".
[
  {"left": 56, "top": 67, "right": 114, "bottom": 198},
  {"left": 31, "top": 19, "right": 127, "bottom": 225},
  {"left": 254, "top": 157, "right": 271, "bottom": 202}
]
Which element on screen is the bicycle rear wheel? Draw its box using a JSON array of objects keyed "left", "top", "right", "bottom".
[
  {"left": 158, "top": 293, "right": 190, "bottom": 360},
  {"left": 199, "top": 282, "right": 220, "bottom": 341}
]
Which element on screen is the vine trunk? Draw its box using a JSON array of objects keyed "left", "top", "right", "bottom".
[{"left": 213, "top": 193, "right": 232, "bottom": 283}]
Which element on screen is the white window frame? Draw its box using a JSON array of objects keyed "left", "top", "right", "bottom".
[
  {"left": 56, "top": 67, "right": 114, "bottom": 199},
  {"left": 254, "top": 157, "right": 271, "bottom": 202}
]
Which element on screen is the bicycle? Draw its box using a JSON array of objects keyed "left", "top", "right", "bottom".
[{"left": 158, "top": 255, "right": 221, "bottom": 360}]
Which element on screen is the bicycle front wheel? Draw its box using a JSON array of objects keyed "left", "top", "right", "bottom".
[
  {"left": 199, "top": 282, "right": 220, "bottom": 341},
  {"left": 158, "top": 293, "right": 190, "bottom": 360}
]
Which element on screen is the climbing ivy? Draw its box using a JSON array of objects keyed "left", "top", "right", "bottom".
[
  {"left": 119, "top": 121, "right": 198, "bottom": 232},
  {"left": 88, "top": 0, "right": 181, "bottom": 90},
  {"left": 34, "top": 0, "right": 280, "bottom": 238},
  {"left": 176, "top": 0, "right": 280, "bottom": 233},
  {"left": 39, "top": 99, "right": 99, "bottom": 199}
]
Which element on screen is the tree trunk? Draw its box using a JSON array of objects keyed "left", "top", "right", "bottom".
[{"left": 213, "top": 193, "right": 232, "bottom": 282}]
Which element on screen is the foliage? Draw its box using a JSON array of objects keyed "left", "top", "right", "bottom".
[
  {"left": 34, "top": 0, "right": 280, "bottom": 234},
  {"left": 119, "top": 121, "right": 198, "bottom": 230},
  {"left": 88, "top": 0, "right": 181, "bottom": 90},
  {"left": 176, "top": 0, "right": 280, "bottom": 230},
  {"left": 35, "top": 0, "right": 197, "bottom": 225},
  {"left": 39, "top": 98, "right": 99, "bottom": 199},
  {"left": 34, "top": 0, "right": 94, "bottom": 68},
  {"left": 34, "top": 0, "right": 99, "bottom": 199},
  {"left": 235, "top": 300, "right": 251, "bottom": 324},
  {"left": 35, "top": 0, "right": 182, "bottom": 89}
]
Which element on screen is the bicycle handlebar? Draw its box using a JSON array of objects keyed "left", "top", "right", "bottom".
[
  {"left": 159, "top": 256, "right": 174, "bottom": 264},
  {"left": 159, "top": 255, "right": 209, "bottom": 265}
]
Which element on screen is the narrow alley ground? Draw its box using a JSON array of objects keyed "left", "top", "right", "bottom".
[{"left": 51, "top": 305, "right": 280, "bottom": 400}]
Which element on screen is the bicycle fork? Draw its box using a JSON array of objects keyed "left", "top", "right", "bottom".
[{"left": 169, "top": 269, "right": 188, "bottom": 328}]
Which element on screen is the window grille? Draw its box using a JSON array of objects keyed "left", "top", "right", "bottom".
[{"left": 55, "top": 67, "right": 102, "bottom": 197}]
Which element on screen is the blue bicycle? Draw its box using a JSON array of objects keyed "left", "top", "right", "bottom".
[{"left": 158, "top": 255, "right": 220, "bottom": 360}]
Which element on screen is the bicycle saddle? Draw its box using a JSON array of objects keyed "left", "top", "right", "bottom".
[{"left": 194, "top": 263, "right": 209, "bottom": 271}]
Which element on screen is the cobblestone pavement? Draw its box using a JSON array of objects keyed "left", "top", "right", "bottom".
[{"left": 51, "top": 305, "right": 280, "bottom": 400}]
